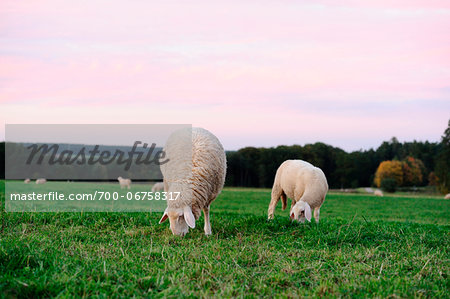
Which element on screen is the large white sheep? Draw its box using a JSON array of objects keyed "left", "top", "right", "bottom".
[
  {"left": 159, "top": 127, "right": 226, "bottom": 236},
  {"left": 151, "top": 182, "right": 164, "bottom": 192},
  {"left": 36, "top": 178, "right": 47, "bottom": 184},
  {"left": 268, "top": 160, "right": 328, "bottom": 223},
  {"left": 117, "top": 176, "right": 131, "bottom": 189},
  {"left": 374, "top": 190, "right": 384, "bottom": 197},
  {"left": 445, "top": 193, "right": 450, "bottom": 199}
]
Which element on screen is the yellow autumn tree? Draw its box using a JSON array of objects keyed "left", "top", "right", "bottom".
[
  {"left": 402, "top": 156, "right": 424, "bottom": 186},
  {"left": 374, "top": 160, "right": 404, "bottom": 187}
]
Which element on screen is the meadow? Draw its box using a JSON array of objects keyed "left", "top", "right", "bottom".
[{"left": 0, "top": 181, "right": 449, "bottom": 298}]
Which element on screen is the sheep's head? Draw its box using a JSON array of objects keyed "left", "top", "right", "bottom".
[
  {"left": 159, "top": 206, "right": 195, "bottom": 236},
  {"left": 117, "top": 176, "right": 122, "bottom": 181},
  {"left": 290, "top": 201, "right": 312, "bottom": 223}
]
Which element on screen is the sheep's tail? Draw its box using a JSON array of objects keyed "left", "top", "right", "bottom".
[{"left": 281, "top": 192, "right": 287, "bottom": 210}]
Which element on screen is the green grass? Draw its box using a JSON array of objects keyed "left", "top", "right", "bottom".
[{"left": 0, "top": 181, "right": 449, "bottom": 298}]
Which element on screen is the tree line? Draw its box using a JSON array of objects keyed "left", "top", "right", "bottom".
[
  {"left": 225, "top": 139, "right": 440, "bottom": 188},
  {"left": 1, "top": 121, "right": 449, "bottom": 193},
  {"left": 225, "top": 121, "right": 450, "bottom": 193}
]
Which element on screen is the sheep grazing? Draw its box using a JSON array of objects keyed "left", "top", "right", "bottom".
[
  {"left": 152, "top": 182, "right": 165, "bottom": 192},
  {"left": 445, "top": 193, "right": 450, "bottom": 199},
  {"left": 117, "top": 176, "right": 132, "bottom": 189},
  {"left": 36, "top": 178, "right": 47, "bottom": 184},
  {"left": 159, "top": 127, "right": 226, "bottom": 236},
  {"left": 24, "top": 178, "right": 31, "bottom": 184},
  {"left": 374, "top": 190, "right": 384, "bottom": 197},
  {"left": 268, "top": 160, "right": 328, "bottom": 223}
]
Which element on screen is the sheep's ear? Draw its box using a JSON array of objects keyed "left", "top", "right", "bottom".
[
  {"left": 184, "top": 206, "right": 196, "bottom": 228},
  {"left": 159, "top": 208, "right": 169, "bottom": 224},
  {"left": 304, "top": 202, "right": 312, "bottom": 222}
]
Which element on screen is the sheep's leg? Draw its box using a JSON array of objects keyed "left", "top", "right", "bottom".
[
  {"left": 314, "top": 207, "right": 320, "bottom": 223},
  {"left": 203, "top": 205, "right": 212, "bottom": 235},
  {"left": 268, "top": 184, "right": 282, "bottom": 219},
  {"left": 281, "top": 192, "right": 287, "bottom": 211}
]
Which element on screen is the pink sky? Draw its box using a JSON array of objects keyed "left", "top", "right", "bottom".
[{"left": 1, "top": 0, "right": 449, "bottom": 151}]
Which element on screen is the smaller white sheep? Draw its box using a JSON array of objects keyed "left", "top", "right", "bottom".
[
  {"left": 374, "top": 190, "right": 384, "bottom": 197},
  {"left": 24, "top": 178, "right": 31, "bottom": 184},
  {"left": 268, "top": 160, "right": 328, "bottom": 223},
  {"left": 117, "top": 176, "right": 131, "bottom": 189},
  {"left": 152, "top": 182, "right": 164, "bottom": 192},
  {"left": 444, "top": 193, "right": 450, "bottom": 199},
  {"left": 36, "top": 178, "right": 47, "bottom": 184}
]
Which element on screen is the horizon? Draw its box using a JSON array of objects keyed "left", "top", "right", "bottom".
[{"left": 1, "top": 1, "right": 449, "bottom": 152}]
